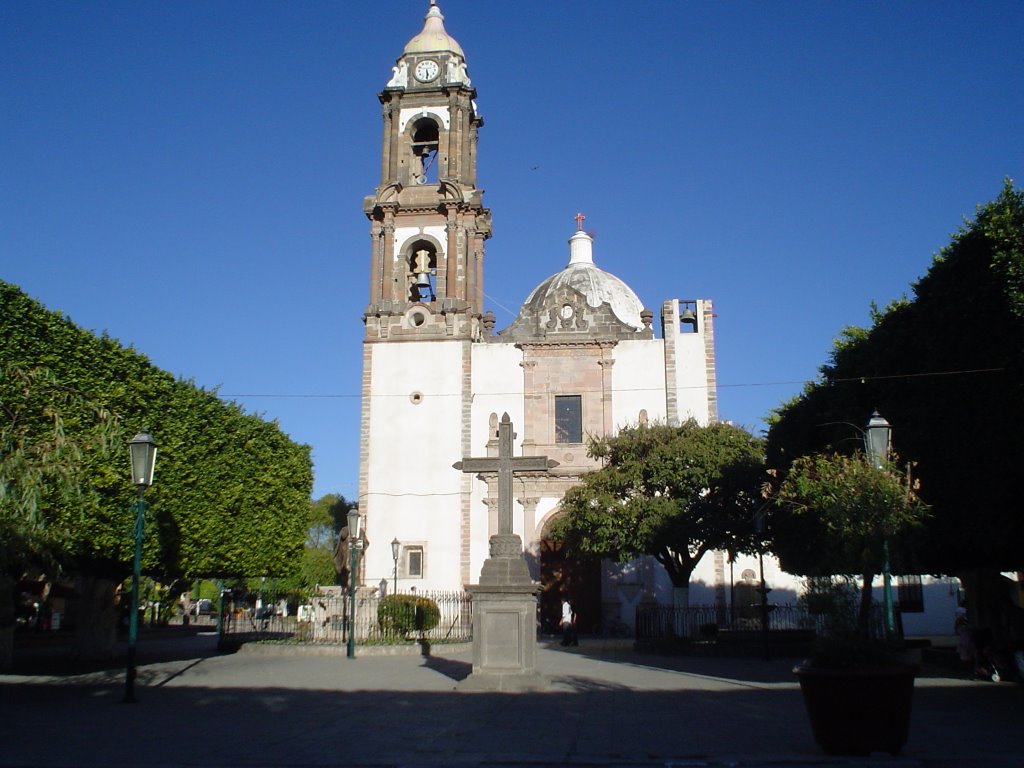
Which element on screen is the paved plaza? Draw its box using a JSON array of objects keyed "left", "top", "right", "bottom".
[{"left": 2, "top": 632, "right": 1022, "bottom": 768}]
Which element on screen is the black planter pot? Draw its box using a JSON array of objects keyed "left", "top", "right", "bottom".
[{"left": 794, "top": 662, "right": 917, "bottom": 756}]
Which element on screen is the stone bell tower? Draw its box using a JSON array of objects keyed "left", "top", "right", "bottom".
[
  {"left": 358, "top": 2, "right": 489, "bottom": 591},
  {"left": 362, "top": 0, "right": 491, "bottom": 339}
]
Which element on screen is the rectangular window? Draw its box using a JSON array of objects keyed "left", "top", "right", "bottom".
[
  {"left": 897, "top": 575, "right": 924, "bottom": 613},
  {"left": 555, "top": 395, "right": 583, "bottom": 443},
  {"left": 406, "top": 547, "right": 424, "bottom": 578}
]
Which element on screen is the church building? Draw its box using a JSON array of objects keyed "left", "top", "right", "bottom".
[{"left": 357, "top": 2, "right": 770, "bottom": 631}]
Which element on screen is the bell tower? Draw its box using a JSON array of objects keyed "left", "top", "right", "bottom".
[
  {"left": 363, "top": 0, "right": 491, "bottom": 340},
  {"left": 359, "top": 2, "right": 489, "bottom": 591}
]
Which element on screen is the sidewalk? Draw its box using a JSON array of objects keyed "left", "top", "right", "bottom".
[{"left": 2, "top": 634, "right": 1022, "bottom": 768}]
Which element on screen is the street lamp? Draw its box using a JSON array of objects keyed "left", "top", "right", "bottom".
[
  {"left": 391, "top": 537, "right": 400, "bottom": 596},
  {"left": 865, "top": 411, "right": 891, "bottom": 470},
  {"left": 864, "top": 410, "right": 896, "bottom": 637},
  {"left": 346, "top": 508, "right": 362, "bottom": 659},
  {"left": 124, "top": 429, "right": 157, "bottom": 703}
]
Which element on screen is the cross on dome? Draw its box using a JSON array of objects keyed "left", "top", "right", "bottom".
[{"left": 574, "top": 212, "right": 586, "bottom": 232}]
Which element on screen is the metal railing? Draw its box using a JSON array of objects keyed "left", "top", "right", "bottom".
[
  {"left": 220, "top": 590, "right": 473, "bottom": 645},
  {"left": 635, "top": 603, "right": 819, "bottom": 641}
]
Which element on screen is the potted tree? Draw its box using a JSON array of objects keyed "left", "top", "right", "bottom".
[{"left": 773, "top": 449, "right": 928, "bottom": 756}]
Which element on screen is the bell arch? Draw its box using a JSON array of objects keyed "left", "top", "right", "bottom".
[
  {"left": 408, "top": 117, "right": 440, "bottom": 185},
  {"left": 402, "top": 237, "right": 440, "bottom": 302}
]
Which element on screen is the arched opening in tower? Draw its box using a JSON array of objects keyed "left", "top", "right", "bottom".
[
  {"left": 407, "top": 241, "right": 437, "bottom": 302},
  {"left": 410, "top": 119, "right": 439, "bottom": 185}
]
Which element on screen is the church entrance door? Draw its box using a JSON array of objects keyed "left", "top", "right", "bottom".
[{"left": 539, "top": 534, "right": 601, "bottom": 636}]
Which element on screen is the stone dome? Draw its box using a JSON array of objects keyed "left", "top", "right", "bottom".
[
  {"left": 404, "top": 2, "right": 465, "bottom": 58},
  {"left": 521, "top": 231, "right": 646, "bottom": 331}
]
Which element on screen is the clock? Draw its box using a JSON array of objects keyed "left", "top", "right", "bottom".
[
  {"left": 560, "top": 304, "right": 574, "bottom": 320},
  {"left": 414, "top": 59, "right": 440, "bottom": 82}
]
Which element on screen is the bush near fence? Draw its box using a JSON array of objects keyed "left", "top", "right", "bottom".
[{"left": 377, "top": 594, "right": 441, "bottom": 638}]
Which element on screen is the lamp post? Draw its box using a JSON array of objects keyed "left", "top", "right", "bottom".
[
  {"left": 124, "top": 429, "right": 157, "bottom": 703},
  {"left": 346, "top": 508, "right": 362, "bottom": 659},
  {"left": 865, "top": 410, "right": 896, "bottom": 638},
  {"left": 391, "top": 537, "right": 400, "bottom": 596}
]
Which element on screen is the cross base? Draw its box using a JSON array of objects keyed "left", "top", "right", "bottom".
[
  {"left": 459, "top": 533, "right": 547, "bottom": 691},
  {"left": 476, "top": 534, "right": 533, "bottom": 586}
]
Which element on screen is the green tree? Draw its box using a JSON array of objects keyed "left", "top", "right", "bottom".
[
  {"left": 767, "top": 180, "right": 1024, "bottom": 581},
  {"left": 291, "top": 494, "right": 354, "bottom": 595},
  {"left": 551, "top": 421, "right": 766, "bottom": 606},
  {"left": 308, "top": 493, "right": 353, "bottom": 549},
  {"left": 0, "top": 281, "right": 313, "bottom": 660},
  {"left": 773, "top": 452, "right": 929, "bottom": 635},
  {"left": 0, "top": 365, "right": 123, "bottom": 669}
]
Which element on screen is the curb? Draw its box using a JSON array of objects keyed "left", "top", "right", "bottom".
[{"left": 237, "top": 641, "right": 472, "bottom": 657}]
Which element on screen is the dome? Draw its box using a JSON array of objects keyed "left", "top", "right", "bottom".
[
  {"left": 521, "top": 231, "right": 646, "bottom": 331},
  {"left": 404, "top": 2, "right": 465, "bottom": 58}
]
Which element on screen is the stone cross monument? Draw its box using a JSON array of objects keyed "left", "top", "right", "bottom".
[{"left": 454, "top": 413, "right": 556, "bottom": 689}]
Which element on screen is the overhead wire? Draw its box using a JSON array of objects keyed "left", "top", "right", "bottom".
[{"left": 219, "top": 365, "right": 1005, "bottom": 400}]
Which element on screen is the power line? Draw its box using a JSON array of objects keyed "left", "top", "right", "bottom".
[{"left": 220, "top": 366, "right": 1005, "bottom": 400}]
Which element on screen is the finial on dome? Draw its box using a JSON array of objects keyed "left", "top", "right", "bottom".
[
  {"left": 404, "top": 1, "right": 465, "bottom": 57},
  {"left": 568, "top": 216, "right": 594, "bottom": 266}
]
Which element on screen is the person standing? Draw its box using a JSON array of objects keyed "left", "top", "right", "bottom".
[
  {"left": 954, "top": 606, "right": 975, "bottom": 675},
  {"left": 560, "top": 596, "right": 578, "bottom": 647}
]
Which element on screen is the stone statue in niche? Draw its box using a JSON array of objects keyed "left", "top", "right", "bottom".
[{"left": 387, "top": 61, "right": 408, "bottom": 89}]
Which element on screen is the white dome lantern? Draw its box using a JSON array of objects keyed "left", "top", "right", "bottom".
[
  {"left": 499, "top": 221, "right": 649, "bottom": 339},
  {"left": 523, "top": 230, "right": 645, "bottom": 330}
]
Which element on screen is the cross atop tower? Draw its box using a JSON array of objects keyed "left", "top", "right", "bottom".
[{"left": 574, "top": 212, "right": 586, "bottom": 232}]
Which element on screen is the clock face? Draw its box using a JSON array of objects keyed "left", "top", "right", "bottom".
[
  {"left": 560, "top": 304, "right": 574, "bottom": 320},
  {"left": 414, "top": 60, "right": 440, "bottom": 82}
]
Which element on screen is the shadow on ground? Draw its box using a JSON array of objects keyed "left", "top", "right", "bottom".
[
  {"left": 420, "top": 653, "right": 472, "bottom": 681},
  {"left": 7, "top": 628, "right": 227, "bottom": 678},
  {"left": 2, "top": 676, "right": 1023, "bottom": 768}
]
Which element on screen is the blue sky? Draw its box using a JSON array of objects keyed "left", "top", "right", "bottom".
[{"left": 3, "top": 1, "right": 1022, "bottom": 501}]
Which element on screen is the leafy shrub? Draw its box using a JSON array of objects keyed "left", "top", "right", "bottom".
[{"left": 377, "top": 594, "right": 440, "bottom": 637}]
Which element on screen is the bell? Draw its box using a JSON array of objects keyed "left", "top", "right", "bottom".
[
  {"left": 414, "top": 272, "right": 431, "bottom": 290},
  {"left": 680, "top": 306, "right": 697, "bottom": 329}
]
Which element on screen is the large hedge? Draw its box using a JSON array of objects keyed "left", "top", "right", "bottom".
[
  {"left": 766, "top": 181, "right": 1024, "bottom": 575},
  {"left": 0, "top": 280, "right": 313, "bottom": 582}
]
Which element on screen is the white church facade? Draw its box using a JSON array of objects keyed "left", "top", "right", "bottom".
[{"left": 355, "top": 2, "right": 957, "bottom": 636}]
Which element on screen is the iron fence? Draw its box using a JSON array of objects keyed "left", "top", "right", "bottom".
[
  {"left": 221, "top": 590, "right": 473, "bottom": 645},
  {"left": 635, "top": 603, "right": 820, "bottom": 641},
  {"left": 635, "top": 602, "right": 892, "bottom": 642}
]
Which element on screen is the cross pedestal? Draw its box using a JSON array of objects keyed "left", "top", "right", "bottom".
[{"left": 454, "top": 413, "right": 556, "bottom": 690}]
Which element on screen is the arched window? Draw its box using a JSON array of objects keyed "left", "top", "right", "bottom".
[{"left": 410, "top": 119, "right": 439, "bottom": 185}]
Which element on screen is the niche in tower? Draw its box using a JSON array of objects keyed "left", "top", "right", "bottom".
[
  {"left": 409, "top": 118, "right": 439, "bottom": 185},
  {"left": 407, "top": 240, "right": 438, "bottom": 302}
]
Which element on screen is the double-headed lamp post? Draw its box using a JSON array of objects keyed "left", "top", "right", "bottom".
[
  {"left": 125, "top": 429, "right": 157, "bottom": 703},
  {"left": 346, "top": 508, "right": 363, "bottom": 659},
  {"left": 391, "top": 537, "right": 400, "bottom": 596},
  {"left": 865, "top": 410, "right": 896, "bottom": 637}
]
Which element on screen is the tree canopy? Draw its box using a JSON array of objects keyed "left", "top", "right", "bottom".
[
  {"left": 551, "top": 420, "right": 766, "bottom": 591},
  {"left": 773, "top": 452, "right": 928, "bottom": 630},
  {"left": 0, "top": 280, "right": 314, "bottom": 584},
  {"left": 766, "top": 180, "right": 1024, "bottom": 574}
]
